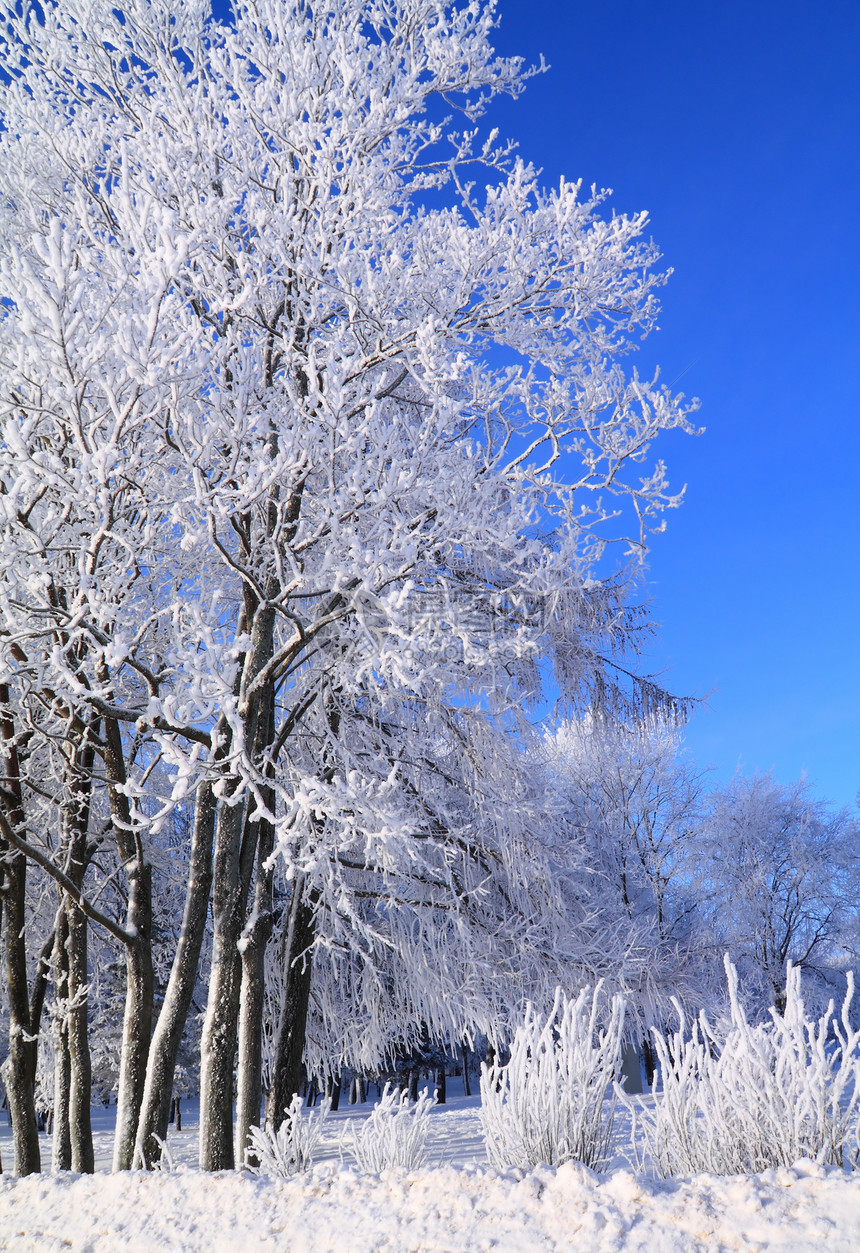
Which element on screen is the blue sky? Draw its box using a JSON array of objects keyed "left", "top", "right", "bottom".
[{"left": 484, "top": 0, "right": 859, "bottom": 807}]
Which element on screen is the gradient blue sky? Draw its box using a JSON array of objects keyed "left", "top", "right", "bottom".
[{"left": 484, "top": 0, "right": 859, "bottom": 807}]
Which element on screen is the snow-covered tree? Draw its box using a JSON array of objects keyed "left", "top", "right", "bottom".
[
  {"left": 542, "top": 713, "right": 706, "bottom": 1022},
  {"left": 0, "top": 0, "right": 696, "bottom": 1173},
  {"left": 698, "top": 773, "right": 859, "bottom": 1014}
]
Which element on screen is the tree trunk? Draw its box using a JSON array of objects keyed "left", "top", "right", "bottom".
[
  {"left": 66, "top": 897, "right": 94, "bottom": 1172},
  {"left": 27, "top": 928, "right": 56, "bottom": 1091},
  {"left": 263, "top": 682, "right": 338, "bottom": 1134},
  {"left": 51, "top": 910, "right": 72, "bottom": 1172},
  {"left": 235, "top": 697, "right": 276, "bottom": 1167},
  {"left": 198, "top": 785, "right": 247, "bottom": 1171},
  {"left": 235, "top": 835, "right": 274, "bottom": 1163},
  {"left": 643, "top": 1037, "right": 657, "bottom": 1090},
  {"left": 0, "top": 687, "right": 40, "bottom": 1175},
  {"left": 134, "top": 780, "right": 216, "bottom": 1168},
  {"left": 112, "top": 872, "right": 154, "bottom": 1171},
  {"left": 435, "top": 1065, "right": 446, "bottom": 1105},
  {"left": 265, "top": 877, "right": 318, "bottom": 1131},
  {"left": 63, "top": 742, "right": 96, "bottom": 1174},
  {"left": 0, "top": 848, "right": 41, "bottom": 1175},
  {"left": 102, "top": 715, "right": 154, "bottom": 1172},
  {"left": 199, "top": 586, "right": 276, "bottom": 1170},
  {"left": 461, "top": 1043, "right": 471, "bottom": 1097},
  {"left": 51, "top": 1026, "right": 72, "bottom": 1172},
  {"left": 327, "top": 1074, "right": 341, "bottom": 1112}
]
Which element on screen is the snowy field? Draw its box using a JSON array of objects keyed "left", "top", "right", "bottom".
[{"left": 1, "top": 1086, "right": 859, "bottom": 1252}]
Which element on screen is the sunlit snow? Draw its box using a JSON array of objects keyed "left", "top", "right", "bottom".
[{"left": 1, "top": 1086, "right": 858, "bottom": 1252}]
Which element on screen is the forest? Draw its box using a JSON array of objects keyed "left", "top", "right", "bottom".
[{"left": 0, "top": 0, "right": 857, "bottom": 1203}]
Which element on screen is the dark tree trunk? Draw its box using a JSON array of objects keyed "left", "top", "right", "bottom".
[
  {"left": 0, "top": 848, "right": 40, "bottom": 1174},
  {"left": 263, "top": 693, "right": 337, "bottom": 1136},
  {"left": 27, "top": 928, "right": 56, "bottom": 1088},
  {"left": 52, "top": 1031, "right": 72, "bottom": 1172},
  {"left": 25, "top": 924, "right": 57, "bottom": 1165},
  {"left": 66, "top": 898, "right": 94, "bottom": 1172},
  {"left": 0, "top": 688, "right": 40, "bottom": 1175},
  {"left": 198, "top": 783, "right": 247, "bottom": 1171},
  {"left": 27, "top": 930, "right": 55, "bottom": 1168},
  {"left": 64, "top": 739, "right": 96, "bottom": 1174},
  {"left": 236, "top": 903, "right": 271, "bottom": 1158},
  {"left": 265, "top": 877, "right": 318, "bottom": 1132},
  {"left": 51, "top": 910, "right": 72, "bottom": 1172},
  {"left": 435, "top": 1065, "right": 446, "bottom": 1105},
  {"left": 408, "top": 1068, "right": 419, "bottom": 1102},
  {"left": 461, "top": 1043, "right": 471, "bottom": 1097},
  {"left": 134, "top": 779, "right": 216, "bottom": 1168},
  {"left": 643, "top": 1037, "right": 657, "bottom": 1089},
  {"left": 327, "top": 1074, "right": 341, "bottom": 1112},
  {"left": 235, "top": 825, "right": 274, "bottom": 1158}
]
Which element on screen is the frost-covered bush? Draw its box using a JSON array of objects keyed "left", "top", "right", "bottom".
[
  {"left": 480, "top": 985, "right": 625, "bottom": 1170},
  {"left": 625, "top": 957, "right": 860, "bottom": 1176},
  {"left": 349, "top": 1083, "right": 436, "bottom": 1172},
  {"left": 245, "top": 1096, "right": 331, "bottom": 1177},
  {"left": 150, "top": 1134, "right": 176, "bottom": 1174}
]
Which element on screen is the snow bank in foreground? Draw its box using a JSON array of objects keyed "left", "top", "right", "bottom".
[{"left": 1, "top": 1160, "right": 858, "bottom": 1253}]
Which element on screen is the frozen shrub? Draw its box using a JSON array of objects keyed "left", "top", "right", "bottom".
[
  {"left": 150, "top": 1134, "right": 176, "bottom": 1173},
  {"left": 480, "top": 984, "right": 625, "bottom": 1170},
  {"left": 625, "top": 957, "right": 860, "bottom": 1176},
  {"left": 245, "top": 1095, "right": 331, "bottom": 1176},
  {"left": 349, "top": 1083, "right": 436, "bottom": 1172}
]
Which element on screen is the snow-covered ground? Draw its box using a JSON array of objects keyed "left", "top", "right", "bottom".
[{"left": 1, "top": 1086, "right": 858, "bottom": 1251}]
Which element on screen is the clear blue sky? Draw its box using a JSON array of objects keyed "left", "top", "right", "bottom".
[{"left": 485, "top": 0, "right": 860, "bottom": 808}]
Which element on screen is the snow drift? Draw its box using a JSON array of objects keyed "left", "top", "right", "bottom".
[{"left": 1, "top": 1159, "right": 859, "bottom": 1253}]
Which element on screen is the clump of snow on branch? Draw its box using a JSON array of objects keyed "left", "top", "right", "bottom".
[
  {"left": 244, "top": 1096, "right": 331, "bottom": 1177},
  {"left": 625, "top": 956, "right": 860, "bottom": 1176},
  {"left": 348, "top": 1083, "right": 437, "bottom": 1172},
  {"left": 480, "top": 985, "right": 625, "bottom": 1170}
]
